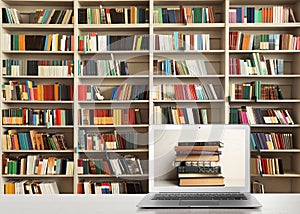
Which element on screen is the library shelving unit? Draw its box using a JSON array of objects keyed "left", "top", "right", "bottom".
[
  {"left": 228, "top": 0, "right": 300, "bottom": 193},
  {"left": 0, "top": 0, "right": 300, "bottom": 194}
]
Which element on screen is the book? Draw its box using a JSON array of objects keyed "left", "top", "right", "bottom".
[{"left": 179, "top": 176, "right": 224, "bottom": 186}]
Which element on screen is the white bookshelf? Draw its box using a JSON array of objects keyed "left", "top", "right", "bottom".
[{"left": 1, "top": 0, "right": 300, "bottom": 194}]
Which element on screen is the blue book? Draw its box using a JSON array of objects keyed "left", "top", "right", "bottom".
[
  {"left": 236, "top": 7, "right": 243, "bottom": 23},
  {"left": 167, "top": 9, "right": 176, "bottom": 23},
  {"left": 44, "top": 35, "right": 49, "bottom": 51},
  {"left": 173, "top": 32, "right": 179, "bottom": 50},
  {"left": 197, "top": 34, "right": 203, "bottom": 50}
]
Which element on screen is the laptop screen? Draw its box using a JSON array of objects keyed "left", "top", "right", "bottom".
[{"left": 149, "top": 124, "right": 250, "bottom": 193}]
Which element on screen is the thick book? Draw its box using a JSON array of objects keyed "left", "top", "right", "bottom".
[
  {"left": 178, "top": 141, "right": 224, "bottom": 147},
  {"left": 175, "top": 154, "right": 219, "bottom": 162},
  {"left": 179, "top": 176, "right": 224, "bottom": 186}
]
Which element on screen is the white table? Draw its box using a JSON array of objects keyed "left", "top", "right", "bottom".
[{"left": 0, "top": 194, "right": 299, "bottom": 214}]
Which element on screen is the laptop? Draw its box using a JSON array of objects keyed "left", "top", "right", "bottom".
[{"left": 137, "top": 124, "right": 262, "bottom": 208}]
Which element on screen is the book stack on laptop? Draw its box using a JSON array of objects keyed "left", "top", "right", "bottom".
[{"left": 175, "top": 141, "right": 225, "bottom": 186}]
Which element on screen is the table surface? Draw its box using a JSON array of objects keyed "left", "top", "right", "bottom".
[{"left": 0, "top": 194, "right": 299, "bottom": 214}]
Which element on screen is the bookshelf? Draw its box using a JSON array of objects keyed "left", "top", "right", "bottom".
[{"left": 1, "top": 0, "right": 300, "bottom": 194}]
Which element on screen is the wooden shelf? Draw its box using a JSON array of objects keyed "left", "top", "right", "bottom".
[
  {"left": 153, "top": 23, "right": 225, "bottom": 30},
  {"left": 2, "top": 150, "right": 74, "bottom": 153},
  {"left": 153, "top": 75, "right": 225, "bottom": 78},
  {"left": 229, "top": 23, "right": 300, "bottom": 30},
  {"left": 78, "top": 100, "right": 149, "bottom": 104},
  {"left": 229, "top": 75, "right": 300, "bottom": 78},
  {"left": 78, "top": 24, "right": 149, "bottom": 30},
  {"left": 2, "top": 24, "right": 74, "bottom": 30},
  {"left": 79, "top": 149, "right": 148, "bottom": 153},
  {"left": 251, "top": 149, "right": 300, "bottom": 153},
  {"left": 3, "top": 101, "right": 74, "bottom": 104},
  {"left": 229, "top": 99, "right": 300, "bottom": 103},
  {"left": 78, "top": 75, "right": 149, "bottom": 79},
  {"left": 2, "top": 51, "right": 74, "bottom": 54},
  {"left": 229, "top": 50, "right": 300, "bottom": 54},
  {"left": 2, "top": 175, "right": 73, "bottom": 178},
  {"left": 249, "top": 124, "right": 300, "bottom": 128},
  {"left": 78, "top": 174, "right": 149, "bottom": 178},
  {"left": 2, "top": 76, "right": 74, "bottom": 79},
  {"left": 78, "top": 125, "right": 149, "bottom": 128},
  {"left": 251, "top": 173, "right": 300, "bottom": 178},
  {"left": 2, "top": 125, "right": 74, "bottom": 129},
  {"left": 153, "top": 99, "right": 225, "bottom": 103}
]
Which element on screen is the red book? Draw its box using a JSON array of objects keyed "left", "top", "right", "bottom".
[
  {"left": 189, "top": 84, "right": 197, "bottom": 100},
  {"left": 56, "top": 109, "right": 61, "bottom": 125},
  {"left": 128, "top": 109, "right": 135, "bottom": 124},
  {"left": 69, "top": 85, "right": 74, "bottom": 100},
  {"left": 77, "top": 183, "right": 83, "bottom": 194},
  {"left": 78, "top": 85, "right": 87, "bottom": 101},
  {"left": 71, "top": 35, "right": 74, "bottom": 51},
  {"left": 102, "top": 161, "right": 111, "bottom": 175},
  {"left": 77, "top": 159, "right": 83, "bottom": 175}
]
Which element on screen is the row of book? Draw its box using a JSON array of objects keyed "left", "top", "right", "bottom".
[
  {"left": 78, "top": 60, "right": 128, "bottom": 76},
  {"left": 154, "top": 33, "right": 210, "bottom": 51},
  {"left": 175, "top": 141, "right": 224, "bottom": 186},
  {"left": 2, "top": 81, "right": 74, "bottom": 101},
  {"left": 229, "top": 81, "right": 284, "bottom": 100},
  {"left": 77, "top": 181, "right": 143, "bottom": 194},
  {"left": 2, "top": 8, "right": 73, "bottom": 24},
  {"left": 229, "top": 53, "right": 284, "bottom": 75},
  {"left": 4, "top": 180, "right": 60, "bottom": 194},
  {"left": 78, "top": 108, "right": 147, "bottom": 125},
  {"left": 152, "top": 84, "right": 220, "bottom": 100},
  {"left": 78, "top": 34, "right": 149, "bottom": 51},
  {"left": 154, "top": 106, "right": 208, "bottom": 125},
  {"left": 110, "top": 84, "right": 148, "bottom": 101},
  {"left": 229, "top": 32, "right": 300, "bottom": 50},
  {"left": 229, "top": 107, "right": 294, "bottom": 125},
  {"left": 2, "top": 59, "right": 74, "bottom": 77},
  {"left": 251, "top": 156, "right": 284, "bottom": 175},
  {"left": 4, "top": 34, "right": 74, "bottom": 51},
  {"left": 2, "top": 130, "right": 67, "bottom": 151},
  {"left": 153, "top": 6, "right": 215, "bottom": 24},
  {"left": 3, "top": 155, "right": 74, "bottom": 175},
  {"left": 78, "top": 7, "right": 149, "bottom": 24},
  {"left": 78, "top": 130, "right": 137, "bottom": 151},
  {"left": 229, "top": 6, "right": 296, "bottom": 23},
  {"left": 2, "top": 108, "right": 74, "bottom": 126},
  {"left": 250, "top": 132, "right": 293, "bottom": 150},
  {"left": 153, "top": 59, "right": 208, "bottom": 76},
  {"left": 78, "top": 155, "right": 144, "bottom": 175}
]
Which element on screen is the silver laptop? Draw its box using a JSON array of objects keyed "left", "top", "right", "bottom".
[{"left": 137, "top": 124, "right": 262, "bottom": 208}]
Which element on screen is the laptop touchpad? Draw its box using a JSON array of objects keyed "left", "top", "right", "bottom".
[{"left": 180, "top": 201, "right": 219, "bottom": 206}]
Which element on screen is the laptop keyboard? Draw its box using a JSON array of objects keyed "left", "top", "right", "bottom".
[{"left": 152, "top": 193, "right": 247, "bottom": 201}]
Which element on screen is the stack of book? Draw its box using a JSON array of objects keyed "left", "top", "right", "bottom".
[
  {"left": 153, "top": 6, "right": 215, "bottom": 24},
  {"left": 251, "top": 156, "right": 284, "bottom": 175},
  {"left": 153, "top": 59, "right": 208, "bottom": 76},
  {"left": 174, "top": 141, "right": 224, "bottom": 186},
  {"left": 77, "top": 155, "right": 144, "bottom": 176},
  {"left": 229, "top": 6, "right": 296, "bottom": 23},
  {"left": 2, "top": 8, "right": 74, "bottom": 24},
  {"left": 153, "top": 83, "right": 220, "bottom": 100},
  {"left": 155, "top": 33, "right": 210, "bottom": 51},
  {"left": 154, "top": 106, "right": 208, "bottom": 125},
  {"left": 77, "top": 181, "right": 143, "bottom": 194},
  {"left": 3, "top": 59, "right": 74, "bottom": 76},
  {"left": 2, "top": 81, "right": 74, "bottom": 101},
  {"left": 4, "top": 180, "right": 60, "bottom": 194},
  {"left": 229, "top": 53, "right": 284, "bottom": 75},
  {"left": 4, "top": 34, "right": 74, "bottom": 51},
  {"left": 229, "top": 107, "right": 294, "bottom": 125},
  {"left": 78, "top": 34, "right": 149, "bottom": 51},
  {"left": 78, "top": 59, "right": 128, "bottom": 76},
  {"left": 229, "top": 81, "right": 284, "bottom": 101},
  {"left": 250, "top": 132, "right": 293, "bottom": 150},
  {"left": 2, "top": 155, "right": 74, "bottom": 175},
  {"left": 78, "top": 130, "right": 138, "bottom": 150},
  {"left": 78, "top": 108, "right": 147, "bottom": 125},
  {"left": 78, "top": 7, "right": 149, "bottom": 24},
  {"left": 229, "top": 32, "right": 300, "bottom": 50},
  {"left": 2, "top": 130, "right": 67, "bottom": 151}
]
